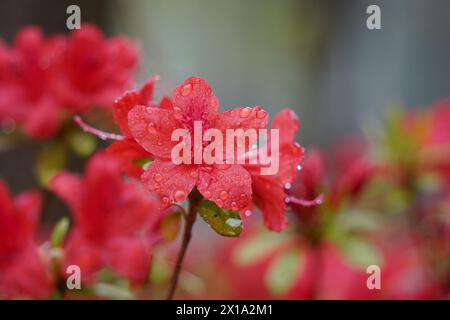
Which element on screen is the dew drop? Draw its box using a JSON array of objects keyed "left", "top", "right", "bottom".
[
  {"left": 239, "top": 107, "right": 251, "bottom": 118},
  {"left": 297, "top": 164, "right": 302, "bottom": 171},
  {"left": 256, "top": 109, "right": 267, "bottom": 119},
  {"left": 215, "top": 199, "right": 223, "bottom": 207},
  {"left": 154, "top": 173, "right": 162, "bottom": 182},
  {"left": 147, "top": 122, "right": 157, "bottom": 134},
  {"left": 284, "top": 182, "right": 291, "bottom": 190},
  {"left": 190, "top": 171, "right": 198, "bottom": 178},
  {"left": 180, "top": 83, "right": 192, "bottom": 96},
  {"left": 153, "top": 183, "right": 160, "bottom": 190},
  {"left": 174, "top": 190, "right": 186, "bottom": 202},
  {"left": 203, "top": 191, "right": 212, "bottom": 199},
  {"left": 162, "top": 197, "right": 169, "bottom": 205},
  {"left": 244, "top": 210, "right": 252, "bottom": 217},
  {"left": 239, "top": 194, "right": 247, "bottom": 204},
  {"left": 231, "top": 202, "right": 239, "bottom": 211},
  {"left": 219, "top": 190, "right": 229, "bottom": 200}
]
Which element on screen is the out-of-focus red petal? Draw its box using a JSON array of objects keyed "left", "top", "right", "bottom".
[
  {"left": 50, "top": 172, "right": 84, "bottom": 214},
  {"left": 198, "top": 164, "right": 252, "bottom": 211},
  {"left": 105, "top": 237, "right": 152, "bottom": 286},
  {"left": 0, "top": 244, "right": 52, "bottom": 299},
  {"left": 172, "top": 76, "right": 219, "bottom": 118},
  {"left": 113, "top": 76, "right": 158, "bottom": 137},
  {"left": 159, "top": 96, "right": 173, "bottom": 110},
  {"left": 14, "top": 190, "right": 41, "bottom": 237},
  {"left": 128, "top": 105, "right": 182, "bottom": 159},
  {"left": 107, "top": 138, "right": 151, "bottom": 179},
  {"left": 251, "top": 176, "right": 288, "bottom": 232},
  {"left": 141, "top": 159, "right": 197, "bottom": 206}
]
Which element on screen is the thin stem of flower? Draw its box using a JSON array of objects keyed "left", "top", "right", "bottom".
[
  {"left": 74, "top": 115, "right": 124, "bottom": 141},
  {"left": 166, "top": 191, "right": 201, "bottom": 300},
  {"left": 285, "top": 194, "right": 324, "bottom": 207}
]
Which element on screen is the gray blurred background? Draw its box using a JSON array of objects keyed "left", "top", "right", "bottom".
[{"left": 1, "top": 0, "right": 450, "bottom": 192}]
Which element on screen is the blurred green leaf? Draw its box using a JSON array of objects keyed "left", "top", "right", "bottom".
[
  {"left": 66, "top": 129, "right": 97, "bottom": 157},
  {"left": 97, "top": 268, "right": 130, "bottom": 289},
  {"left": 35, "top": 142, "right": 67, "bottom": 188},
  {"left": 50, "top": 217, "right": 70, "bottom": 248},
  {"left": 149, "top": 259, "right": 170, "bottom": 284},
  {"left": 265, "top": 249, "right": 303, "bottom": 297},
  {"left": 338, "top": 236, "right": 383, "bottom": 270},
  {"left": 160, "top": 207, "right": 183, "bottom": 241},
  {"left": 133, "top": 158, "right": 153, "bottom": 170},
  {"left": 93, "top": 283, "right": 134, "bottom": 300},
  {"left": 232, "top": 231, "right": 289, "bottom": 266},
  {"left": 197, "top": 200, "right": 243, "bottom": 237}
]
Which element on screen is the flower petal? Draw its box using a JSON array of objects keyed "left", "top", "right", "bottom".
[
  {"left": 114, "top": 76, "right": 158, "bottom": 137},
  {"left": 128, "top": 105, "right": 181, "bottom": 159},
  {"left": 50, "top": 171, "right": 84, "bottom": 214},
  {"left": 173, "top": 76, "right": 219, "bottom": 118},
  {"left": 198, "top": 164, "right": 252, "bottom": 211},
  {"left": 271, "top": 109, "right": 300, "bottom": 145},
  {"left": 252, "top": 176, "right": 288, "bottom": 232},
  {"left": 141, "top": 159, "right": 198, "bottom": 206},
  {"left": 215, "top": 106, "right": 268, "bottom": 133},
  {"left": 107, "top": 138, "right": 151, "bottom": 179}
]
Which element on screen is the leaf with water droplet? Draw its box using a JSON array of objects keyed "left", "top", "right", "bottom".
[
  {"left": 197, "top": 200, "right": 243, "bottom": 237},
  {"left": 265, "top": 249, "right": 303, "bottom": 297}
]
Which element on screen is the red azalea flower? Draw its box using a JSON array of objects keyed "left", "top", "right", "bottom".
[
  {"left": 107, "top": 76, "right": 170, "bottom": 179},
  {"left": 127, "top": 76, "right": 268, "bottom": 211},
  {"left": 53, "top": 24, "right": 139, "bottom": 113},
  {"left": 243, "top": 109, "right": 305, "bottom": 231},
  {"left": 50, "top": 151, "right": 162, "bottom": 285},
  {"left": 0, "top": 180, "right": 52, "bottom": 299},
  {"left": 0, "top": 26, "right": 63, "bottom": 139},
  {"left": 290, "top": 139, "right": 373, "bottom": 214}
]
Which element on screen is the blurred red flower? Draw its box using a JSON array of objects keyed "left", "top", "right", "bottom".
[
  {"left": 0, "top": 24, "right": 139, "bottom": 139},
  {"left": 128, "top": 76, "right": 267, "bottom": 211},
  {"left": 51, "top": 151, "right": 162, "bottom": 285},
  {"left": 243, "top": 109, "right": 304, "bottom": 231},
  {"left": 0, "top": 180, "right": 52, "bottom": 299}
]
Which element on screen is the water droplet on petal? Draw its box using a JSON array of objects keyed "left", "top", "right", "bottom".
[
  {"left": 190, "top": 171, "right": 198, "bottom": 178},
  {"left": 284, "top": 197, "right": 291, "bottom": 204},
  {"left": 203, "top": 191, "right": 212, "bottom": 199},
  {"left": 153, "top": 183, "right": 160, "bottom": 190},
  {"left": 297, "top": 164, "right": 302, "bottom": 171},
  {"left": 162, "top": 197, "right": 169, "bottom": 206},
  {"left": 244, "top": 210, "right": 252, "bottom": 217},
  {"left": 239, "top": 194, "right": 247, "bottom": 204},
  {"left": 219, "top": 190, "right": 229, "bottom": 200},
  {"left": 231, "top": 202, "right": 239, "bottom": 211},
  {"left": 284, "top": 183, "right": 291, "bottom": 190},
  {"left": 154, "top": 173, "right": 162, "bottom": 182},
  {"left": 256, "top": 109, "right": 267, "bottom": 119},
  {"left": 147, "top": 122, "right": 157, "bottom": 134},
  {"left": 180, "top": 83, "right": 192, "bottom": 96},
  {"left": 174, "top": 190, "right": 186, "bottom": 202},
  {"left": 239, "top": 107, "right": 251, "bottom": 118}
]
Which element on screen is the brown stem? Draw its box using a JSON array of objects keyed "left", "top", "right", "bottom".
[{"left": 166, "top": 191, "right": 200, "bottom": 300}]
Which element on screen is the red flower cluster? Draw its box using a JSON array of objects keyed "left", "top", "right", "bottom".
[
  {"left": 107, "top": 76, "right": 304, "bottom": 231},
  {"left": 0, "top": 180, "right": 52, "bottom": 299},
  {"left": 0, "top": 24, "right": 138, "bottom": 139},
  {"left": 51, "top": 151, "right": 162, "bottom": 285}
]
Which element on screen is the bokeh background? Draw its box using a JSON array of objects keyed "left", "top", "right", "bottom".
[{"left": 0, "top": 0, "right": 449, "bottom": 299}]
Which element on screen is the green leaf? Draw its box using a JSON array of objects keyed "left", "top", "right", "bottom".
[
  {"left": 133, "top": 158, "right": 153, "bottom": 170},
  {"left": 232, "top": 231, "right": 289, "bottom": 266},
  {"left": 50, "top": 217, "right": 70, "bottom": 248},
  {"left": 35, "top": 142, "right": 67, "bottom": 188},
  {"left": 265, "top": 249, "right": 303, "bottom": 297},
  {"left": 66, "top": 129, "right": 97, "bottom": 157},
  {"left": 338, "top": 236, "right": 383, "bottom": 270},
  {"left": 93, "top": 283, "right": 134, "bottom": 300},
  {"left": 197, "top": 200, "right": 243, "bottom": 237}
]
